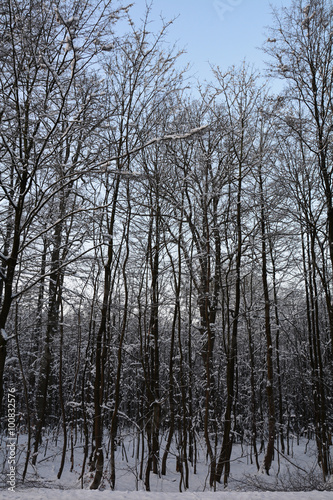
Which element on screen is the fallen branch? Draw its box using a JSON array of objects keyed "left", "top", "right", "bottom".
[{"left": 274, "top": 446, "right": 309, "bottom": 474}]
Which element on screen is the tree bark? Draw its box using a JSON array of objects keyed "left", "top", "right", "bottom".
[{"left": 259, "top": 164, "right": 276, "bottom": 475}]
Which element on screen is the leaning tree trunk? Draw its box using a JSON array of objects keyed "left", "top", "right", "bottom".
[{"left": 0, "top": 170, "right": 28, "bottom": 411}]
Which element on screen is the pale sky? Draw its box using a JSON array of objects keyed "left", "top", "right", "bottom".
[{"left": 127, "top": 0, "right": 293, "bottom": 83}]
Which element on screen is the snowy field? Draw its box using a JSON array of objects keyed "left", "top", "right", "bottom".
[
  {"left": 2, "top": 490, "right": 333, "bottom": 500},
  {"left": 1, "top": 433, "right": 332, "bottom": 499}
]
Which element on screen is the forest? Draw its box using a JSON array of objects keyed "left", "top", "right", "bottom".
[{"left": 0, "top": 0, "right": 332, "bottom": 493}]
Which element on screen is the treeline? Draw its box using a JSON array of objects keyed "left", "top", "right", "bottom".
[{"left": 0, "top": 0, "right": 332, "bottom": 491}]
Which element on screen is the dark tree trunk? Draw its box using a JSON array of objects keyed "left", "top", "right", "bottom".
[
  {"left": 215, "top": 160, "right": 242, "bottom": 486},
  {"left": 269, "top": 238, "right": 285, "bottom": 455},
  {"left": 33, "top": 218, "right": 63, "bottom": 464},
  {"left": 259, "top": 165, "right": 275, "bottom": 475},
  {"left": 110, "top": 188, "right": 131, "bottom": 489}
]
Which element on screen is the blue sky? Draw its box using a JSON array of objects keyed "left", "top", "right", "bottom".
[{"left": 127, "top": 0, "right": 293, "bottom": 82}]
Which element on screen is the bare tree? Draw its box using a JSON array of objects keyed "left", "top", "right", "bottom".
[
  {"left": 265, "top": 0, "right": 333, "bottom": 479},
  {"left": 0, "top": 0, "right": 128, "bottom": 412},
  {"left": 88, "top": 10, "right": 185, "bottom": 488}
]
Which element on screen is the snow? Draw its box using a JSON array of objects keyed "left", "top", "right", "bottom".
[
  {"left": 1, "top": 434, "right": 331, "bottom": 499},
  {"left": 1, "top": 490, "right": 331, "bottom": 499},
  {"left": 64, "top": 16, "right": 79, "bottom": 26}
]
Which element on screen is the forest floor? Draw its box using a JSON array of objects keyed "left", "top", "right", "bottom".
[
  {"left": 0, "top": 432, "right": 332, "bottom": 498},
  {"left": 2, "top": 490, "right": 333, "bottom": 499}
]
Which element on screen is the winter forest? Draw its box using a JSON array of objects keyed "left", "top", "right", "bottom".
[{"left": 0, "top": 0, "right": 332, "bottom": 495}]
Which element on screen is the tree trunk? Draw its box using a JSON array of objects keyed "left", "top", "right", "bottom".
[
  {"left": 216, "top": 152, "right": 242, "bottom": 486},
  {"left": 110, "top": 188, "right": 131, "bottom": 489},
  {"left": 259, "top": 165, "right": 275, "bottom": 475}
]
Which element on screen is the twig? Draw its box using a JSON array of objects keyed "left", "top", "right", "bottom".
[{"left": 274, "top": 446, "right": 309, "bottom": 474}]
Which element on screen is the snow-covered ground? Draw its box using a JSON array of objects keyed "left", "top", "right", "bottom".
[
  {"left": 2, "top": 490, "right": 333, "bottom": 499},
  {"left": 1, "top": 433, "right": 332, "bottom": 499}
]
